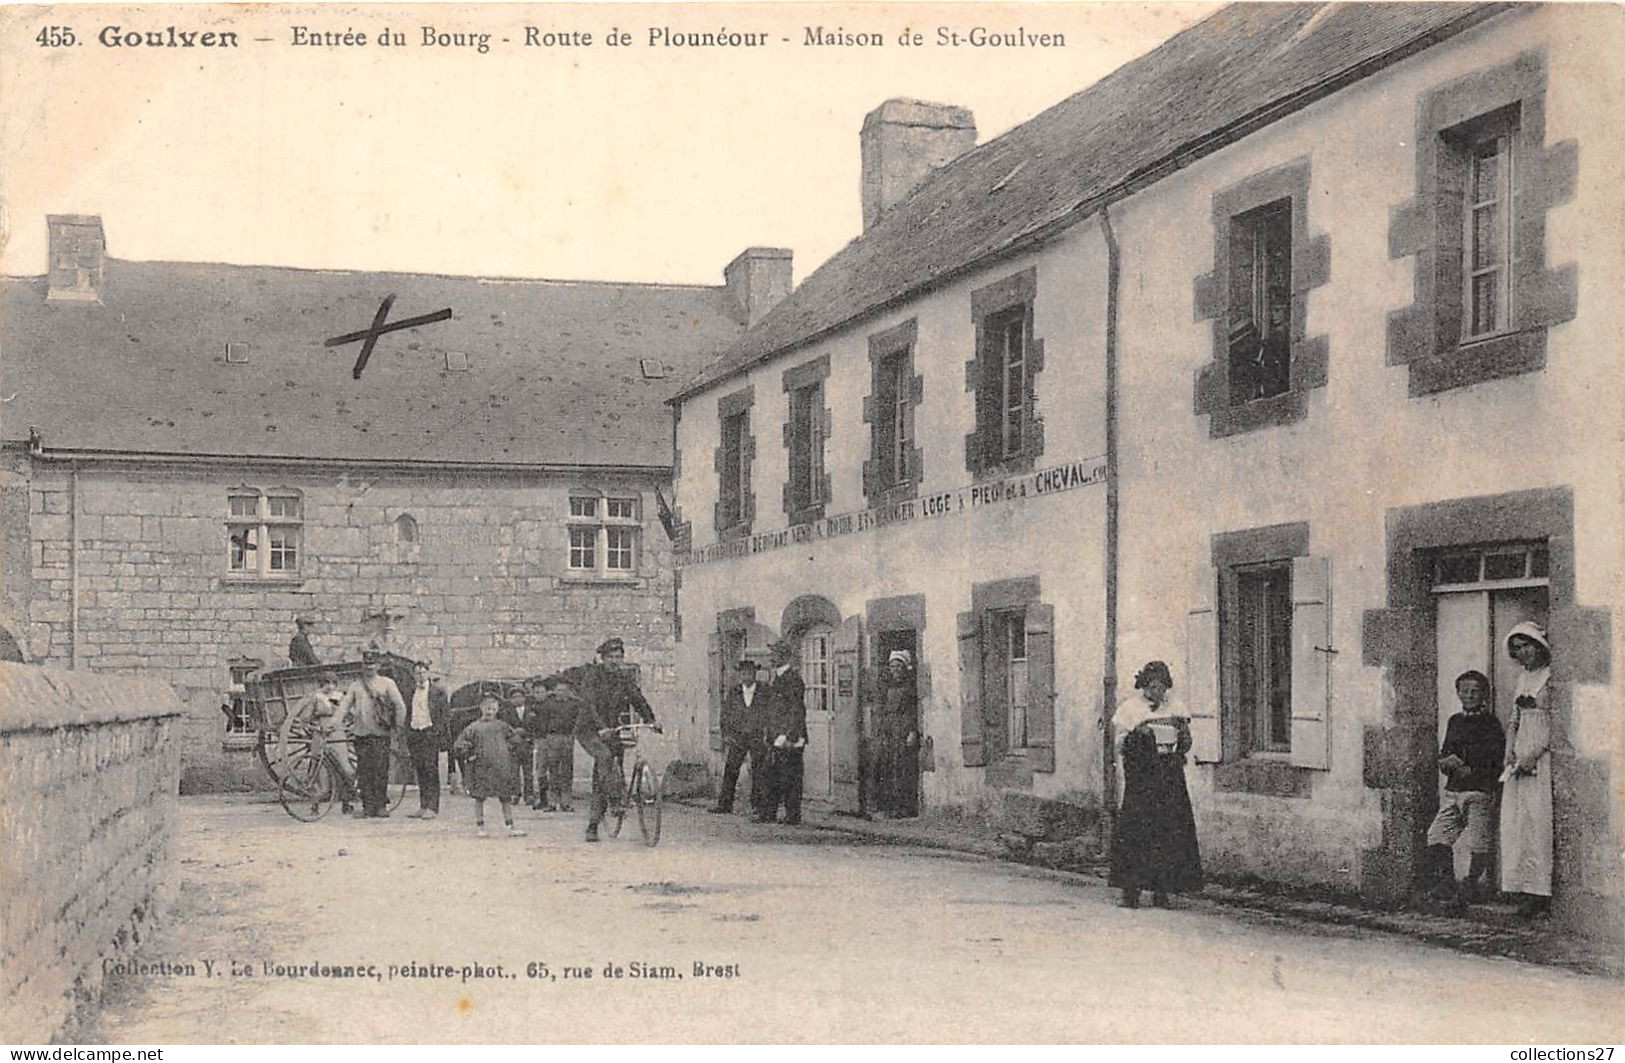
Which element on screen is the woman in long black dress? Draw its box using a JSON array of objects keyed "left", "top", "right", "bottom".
[{"left": 1109, "top": 660, "right": 1203, "bottom": 908}]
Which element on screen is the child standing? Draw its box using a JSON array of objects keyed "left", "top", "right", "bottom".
[
  {"left": 451, "top": 695, "right": 529, "bottom": 838},
  {"left": 1421, "top": 670, "right": 1505, "bottom": 906}
]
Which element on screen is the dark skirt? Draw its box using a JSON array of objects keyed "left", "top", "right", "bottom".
[{"left": 1109, "top": 732, "right": 1203, "bottom": 893}]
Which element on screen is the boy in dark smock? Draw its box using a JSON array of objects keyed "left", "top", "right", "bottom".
[{"left": 451, "top": 695, "right": 528, "bottom": 837}]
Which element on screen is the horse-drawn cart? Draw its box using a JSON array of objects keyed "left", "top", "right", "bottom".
[{"left": 241, "top": 652, "right": 418, "bottom": 820}]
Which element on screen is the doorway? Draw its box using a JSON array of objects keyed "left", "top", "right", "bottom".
[
  {"left": 1431, "top": 542, "right": 1549, "bottom": 876},
  {"left": 873, "top": 628, "right": 921, "bottom": 817}
]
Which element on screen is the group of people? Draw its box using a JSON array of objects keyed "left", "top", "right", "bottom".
[
  {"left": 1105, "top": 621, "right": 1556, "bottom": 918},
  {"left": 711, "top": 640, "right": 810, "bottom": 824},
  {"left": 290, "top": 632, "right": 658, "bottom": 843}
]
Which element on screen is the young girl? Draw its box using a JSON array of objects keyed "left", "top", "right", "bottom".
[{"left": 451, "top": 694, "right": 529, "bottom": 837}]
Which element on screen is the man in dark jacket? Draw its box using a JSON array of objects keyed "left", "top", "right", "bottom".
[
  {"left": 758, "top": 640, "right": 807, "bottom": 825},
  {"left": 711, "top": 658, "right": 764, "bottom": 815},
  {"left": 570, "top": 637, "right": 657, "bottom": 841},
  {"left": 525, "top": 674, "right": 584, "bottom": 812},
  {"left": 403, "top": 660, "right": 451, "bottom": 819},
  {"left": 289, "top": 616, "right": 321, "bottom": 667}
]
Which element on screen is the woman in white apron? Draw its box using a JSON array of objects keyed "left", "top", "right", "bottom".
[{"left": 1499, "top": 621, "right": 1553, "bottom": 917}]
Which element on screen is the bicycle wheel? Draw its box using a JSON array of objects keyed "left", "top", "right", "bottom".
[
  {"left": 279, "top": 751, "right": 335, "bottom": 822},
  {"left": 633, "top": 760, "right": 663, "bottom": 847},
  {"left": 607, "top": 768, "right": 628, "bottom": 839}
]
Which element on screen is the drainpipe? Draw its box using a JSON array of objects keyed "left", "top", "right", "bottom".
[
  {"left": 1098, "top": 206, "right": 1121, "bottom": 838},
  {"left": 69, "top": 461, "right": 80, "bottom": 670}
]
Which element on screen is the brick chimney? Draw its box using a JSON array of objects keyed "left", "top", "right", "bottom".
[
  {"left": 861, "top": 99, "right": 976, "bottom": 232},
  {"left": 725, "top": 247, "right": 793, "bottom": 326},
  {"left": 46, "top": 215, "right": 106, "bottom": 303}
]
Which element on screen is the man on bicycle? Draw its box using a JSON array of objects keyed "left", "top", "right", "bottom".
[{"left": 570, "top": 636, "right": 657, "bottom": 842}]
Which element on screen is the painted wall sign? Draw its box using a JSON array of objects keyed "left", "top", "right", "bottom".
[{"left": 679, "top": 455, "right": 1105, "bottom": 567}]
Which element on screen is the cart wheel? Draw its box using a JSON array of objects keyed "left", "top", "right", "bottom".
[
  {"left": 279, "top": 751, "right": 335, "bottom": 822},
  {"left": 633, "top": 761, "right": 663, "bottom": 847},
  {"left": 389, "top": 738, "right": 412, "bottom": 812}
]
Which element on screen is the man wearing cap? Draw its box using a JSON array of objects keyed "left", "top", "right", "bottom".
[
  {"left": 758, "top": 640, "right": 807, "bottom": 825},
  {"left": 289, "top": 616, "right": 321, "bottom": 667},
  {"left": 339, "top": 658, "right": 407, "bottom": 817},
  {"left": 525, "top": 674, "right": 584, "bottom": 812},
  {"left": 570, "top": 637, "right": 657, "bottom": 841},
  {"left": 403, "top": 660, "right": 450, "bottom": 819},
  {"left": 711, "top": 658, "right": 765, "bottom": 815},
  {"left": 872, "top": 650, "right": 921, "bottom": 818}
]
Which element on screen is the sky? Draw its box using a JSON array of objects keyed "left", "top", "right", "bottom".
[{"left": 0, "top": 2, "right": 1219, "bottom": 286}]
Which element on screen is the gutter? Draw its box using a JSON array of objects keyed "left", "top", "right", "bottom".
[
  {"left": 668, "top": 2, "right": 1508, "bottom": 405},
  {"left": 1098, "top": 206, "right": 1121, "bottom": 831},
  {"left": 69, "top": 462, "right": 80, "bottom": 670},
  {"left": 21, "top": 442, "right": 672, "bottom": 478}
]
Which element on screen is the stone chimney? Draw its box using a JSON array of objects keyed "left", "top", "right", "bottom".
[
  {"left": 725, "top": 247, "right": 793, "bottom": 326},
  {"left": 46, "top": 215, "right": 106, "bottom": 303},
  {"left": 861, "top": 99, "right": 976, "bottom": 232}
]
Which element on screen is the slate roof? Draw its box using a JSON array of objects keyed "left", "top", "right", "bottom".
[
  {"left": 674, "top": 1, "right": 1501, "bottom": 400},
  {"left": 1, "top": 259, "right": 744, "bottom": 467}
]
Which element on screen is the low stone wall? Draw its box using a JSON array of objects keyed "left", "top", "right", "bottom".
[{"left": 0, "top": 664, "right": 184, "bottom": 1044}]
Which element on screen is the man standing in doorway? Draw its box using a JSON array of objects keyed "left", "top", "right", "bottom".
[
  {"left": 404, "top": 660, "right": 449, "bottom": 819},
  {"left": 758, "top": 640, "right": 807, "bottom": 826},
  {"left": 571, "top": 637, "right": 657, "bottom": 842},
  {"left": 711, "top": 658, "right": 764, "bottom": 815},
  {"left": 340, "top": 658, "right": 406, "bottom": 818}
]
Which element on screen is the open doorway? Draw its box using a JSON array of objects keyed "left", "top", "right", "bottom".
[
  {"left": 872, "top": 627, "right": 921, "bottom": 818},
  {"left": 1431, "top": 542, "right": 1549, "bottom": 882}
]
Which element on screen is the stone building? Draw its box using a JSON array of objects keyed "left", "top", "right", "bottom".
[
  {"left": 0, "top": 219, "right": 788, "bottom": 790},
  {"left": 667, "top": 3, "right": 1624, "bottom": 944}
]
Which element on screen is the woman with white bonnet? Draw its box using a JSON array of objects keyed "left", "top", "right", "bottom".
[
  {"left": 1108, "top": 660, "right": 1202, "bottom": 908},
  {"left": 1500, "top": 621, "right": 1554, "bottom": 916},
  {"left": 872, "top": 649, "right": 921, "bottom": 817}
]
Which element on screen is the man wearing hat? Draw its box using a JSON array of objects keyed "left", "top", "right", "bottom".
[
  {"left": 758, "top": 640, "right": 808, "bottom": 825},
  {"left": 289, "top": 616, "right": 321, "bottom": 667},
  {"left": 711, "top": 657, "right": 765, "bottom": 815},
  {"left": 872, "top": 649, "right": 921, "bottom": 818},
  {"left": 570, "top": 636, "right": 657, "bottom": 841}
]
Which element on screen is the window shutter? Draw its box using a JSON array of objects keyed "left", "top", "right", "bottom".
[
  {"left": 707, "top": 631, "right": 723, "bottom": 753},
  {"left": 1289, "top": 555, "right": 1332, "bottom": 769},
  {"left": 957, "top": 611, "right": 987, "bottom": 767},
  {"left": 1024, "top": 603, "right": 1056, "bottom": 773},
  {"left": 1184, "top": 565, "right": 1222, "bottom": 763}
]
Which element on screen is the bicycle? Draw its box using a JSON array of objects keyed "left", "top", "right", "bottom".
[
  {"left": 600, "top": 721, "right": 664, "bottom": 846},
  {"left": 276, "top": 711, "right": 411, "bottom": 822}
]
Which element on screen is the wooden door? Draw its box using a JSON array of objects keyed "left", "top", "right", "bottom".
[{"left": 830, "top": 615, "right": 864, "bottom": 812}]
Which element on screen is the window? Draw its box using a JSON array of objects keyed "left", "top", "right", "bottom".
[
  {"left": 394, "top": 513, "right": 419, "bottom": 543},
  {"left": 1233, "top": 564, "right": 1292, "bottom": 754},
  {"left": 566, "top": 494, "right": 640, "bottom": 578},
  {"left": 1387, "top": 54, "right": 1575, "bottom": 397},
  {"left": 864, "top": 320, "right": 923, "bottom": 505},
  {"left": 990, "top": 307, "right": 1028, "bottom": 458},
  {"left": 957, "top": 580, "right": 1055, "bottom": 776},
  {"left": 1187, "top": 533, "right": 1331, "bottom": 774},
  {"left": 719, "top": 411, "right": 749, "bottom": 531},
  {"left": 991, "top": 609, "right": 1029, "bottom": 751},
  {"left": 787, "top": 382, "right": 826, "bottom": 515},
  {"left": 226, "top": 489, "right": 302, "bottom": 579},
  {"left": 800, "top": 625, "right": 832, "bottom": 713},
  {"left": 1464, "top": 129, "right": 1513, "bottom": 340},
  {"left": 1432, "top": 542, "right": 1548, "bottom": 590},
  {"left": 1227, "top": 198, "right": 1293, "bottom": 403},
  {"left": 223, "top": 658, "right": 264, "bottom": 746},
  {"left": 967, "top": 268, "right": 1044, "bottom": 476}
]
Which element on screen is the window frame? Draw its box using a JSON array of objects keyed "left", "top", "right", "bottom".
[
  {"left": 787, "top": 381, "right": 826, "bottom": 515},
  {"left": 966, "top": 269, "right": 1044, "bottom": 478},
  {"left": 800, "top": 624, "right": 832, "bottom": 714},
  {"left": 1226, "top": 197, "right": 1295, "bottom": 405},
  {"left": 713, "top": 384, "right": 756, "bottom": 539},
  {"left": 565, "top": 493, "right": 642, "bottom": 580},
  {"left": 225, "top": 487, "right": 304, "bottom": 582},
  {"left": 865, "top": 319, "right": 925, "bottom": 507},
  {"left": 1229, "top": 561, "right": 1293, "bottom": 757},
  {"left": 1460, "top": 122, "right": 1516, "bottom": 342}
]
